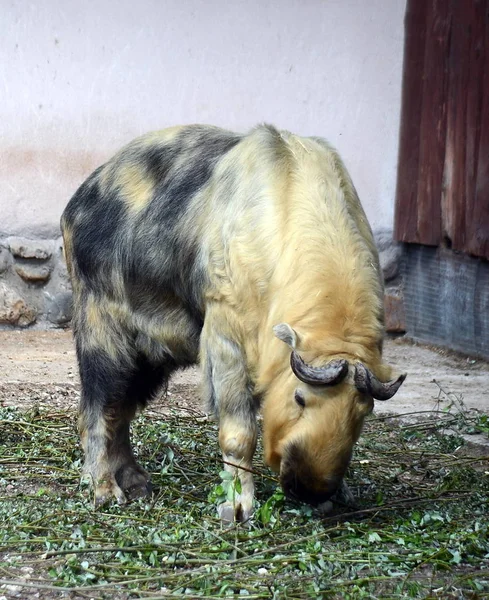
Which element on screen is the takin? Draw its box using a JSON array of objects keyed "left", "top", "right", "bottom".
[{"left": 61, "top": 124, "right": 406, "bottom": 523}]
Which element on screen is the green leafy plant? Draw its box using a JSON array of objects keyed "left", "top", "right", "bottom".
[
  {"left": 208, "top": 469, "right": 242, "bottom": 506},
  {"left": 0, "top": 391, "right": 488, "bottom": 599},
  {"left": 255, "top": 487, "right": 285, "bottom": 525}
]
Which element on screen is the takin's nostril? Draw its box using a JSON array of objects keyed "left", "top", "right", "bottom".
[{"left": 282, "top": 474, "right": 339, "bottom": 506}]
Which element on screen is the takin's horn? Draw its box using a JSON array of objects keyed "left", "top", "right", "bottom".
[
  {"left": 290, "top": 352, "right": 349, "bottom": 386},
  {"left": 354, "top": 363, "right": 406, "bottom": 400}
]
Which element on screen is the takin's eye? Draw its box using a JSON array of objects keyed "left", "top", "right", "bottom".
[{"left": 294, "top": 390, "right": 306, "bottom": 408}]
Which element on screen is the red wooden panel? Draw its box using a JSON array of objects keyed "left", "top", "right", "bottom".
[
  {"left": 461, "top": 0, "right": 483, "bottom": 253},
  {"left": 442, "top": 0, "right": 471, "bottom": 249},
  {"left": 466, "top": 1, "right": 489, "bottom": 259},
  {"left": 415, "top": 0, "right": 450, "bottom": 246},
  {"left": 396, "top": 0, "right": 489, "bottom": 260},
  {"left": 394, "top": 0, "right": 428, "bottom": 243}
]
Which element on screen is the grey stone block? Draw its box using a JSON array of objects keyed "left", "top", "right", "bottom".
[
  {"left": 15, "top": 263, "right": 52, "bottom": 283},
  {"left": 374, "top": 228, "right": 403, "bottom": 282},
  {"left": 0, "top": 282, "right": 37, "bottom": 326},
  {"left": 8, "top": 237, "right": 53, "bottom": 260},
  {"left": 0, "top": 246, "right": 10, "bottom": 274},
  {"left": 45, "top": 291, "right": 73, "bottom": 325}
]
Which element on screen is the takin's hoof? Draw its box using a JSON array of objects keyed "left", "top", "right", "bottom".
[
  {"left": 115, "top": 463, "right": 152, "bottom": 501},
  {"left": 125, "top": 480, "right": 153, "bottom": 501},
  {"left": 218, "top": 501, "right": 253, "bottom": 525},
  {"left": 89, "top": 463, "right": 152, "bottom": 506},
  {"left": 317, "top": 500, "right": 334, "bottom": 515},
  {"left": 93, "top": 476, "right": 127, "bottom": 506}
]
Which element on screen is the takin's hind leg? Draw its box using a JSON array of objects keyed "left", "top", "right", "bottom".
[
  {"left": 77, "top": 345, "right": 169, "bottom": 506},
  {"left": 80, "top": 406, "right": 149, "bottom": 505}
]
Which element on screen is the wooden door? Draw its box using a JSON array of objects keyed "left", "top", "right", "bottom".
[{"left": 394, "top": 0, "right": 489, "bottom": 260}]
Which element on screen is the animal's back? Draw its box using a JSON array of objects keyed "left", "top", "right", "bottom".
[
  {"left": 62, "top": 125, "right": 243, "bottom": 313},
  {"left": 194, "top": 127, "right": 383, "bottom": 370},
  {"left": 61, "top": 123, "right": 382, "bottom": 366}
]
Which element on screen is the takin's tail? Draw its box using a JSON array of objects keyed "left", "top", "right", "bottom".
[{"left": 60, "top": 213, "right": 75, "bottom": 280}]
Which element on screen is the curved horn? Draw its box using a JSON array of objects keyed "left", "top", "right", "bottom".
[
  {"left": 290, "top": 352, "right": 349, "bottom": 386},
  {"left": 354, "top": 363, "right": 406, "bottom": 400}
]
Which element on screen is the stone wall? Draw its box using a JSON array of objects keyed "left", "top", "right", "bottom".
[
  {"left": 0, "top": 230, "right": 405, "bottom": 333},
  {"left": 375, "top": 228, "right": 406, "bottom": 335},
  {"left": 0, "top": 236, "right": 72, "bottom": 328}
]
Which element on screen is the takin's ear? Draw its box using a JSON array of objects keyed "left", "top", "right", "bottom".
[
  {"left": 273, "top": 323, "right": 300, "bottom": 349},
  {"left": 376, "top": 362, "right": 395, "bottom": 381}
]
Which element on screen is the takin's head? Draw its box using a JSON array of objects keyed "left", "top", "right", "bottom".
[{"left": 262, "top": 323, "right": 406, "bottom": 506}]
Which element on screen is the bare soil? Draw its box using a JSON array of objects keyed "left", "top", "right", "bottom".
[
  {"left": 0, "top": 329, "right": 201, "bottom": 415},
  {"left": 0, "top": 329, "right": 488, "bottom": 416},
  {"left": 0, "top": 330, "right": 488, "bottom": 599}
]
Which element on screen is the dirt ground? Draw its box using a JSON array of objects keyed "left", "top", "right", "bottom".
[
  {"left": 0, "top": 329, "right": 488, "bottom": 423},
  {"left": 0, "top": 330, "right": 488, "bottom": 599}
]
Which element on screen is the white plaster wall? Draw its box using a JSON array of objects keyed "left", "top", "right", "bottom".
[{"left": 1, "top": 0, "right": 406, "bottom": 237}]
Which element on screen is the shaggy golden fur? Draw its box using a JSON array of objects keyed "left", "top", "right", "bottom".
[{"left": 62, "top": 123, "right": 402, "bottom": 521}]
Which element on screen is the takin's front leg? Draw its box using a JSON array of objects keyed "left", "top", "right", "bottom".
[
  {"left": 201, "top": 313, "right": 258, "bottom": 524},
  {"left": 218, "top": 415, "right": 257, "bottom": 524}
]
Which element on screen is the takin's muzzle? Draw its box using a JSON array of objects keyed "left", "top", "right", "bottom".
[{"left": 279, "top": 442, "right": 350, "bottom": 505}]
